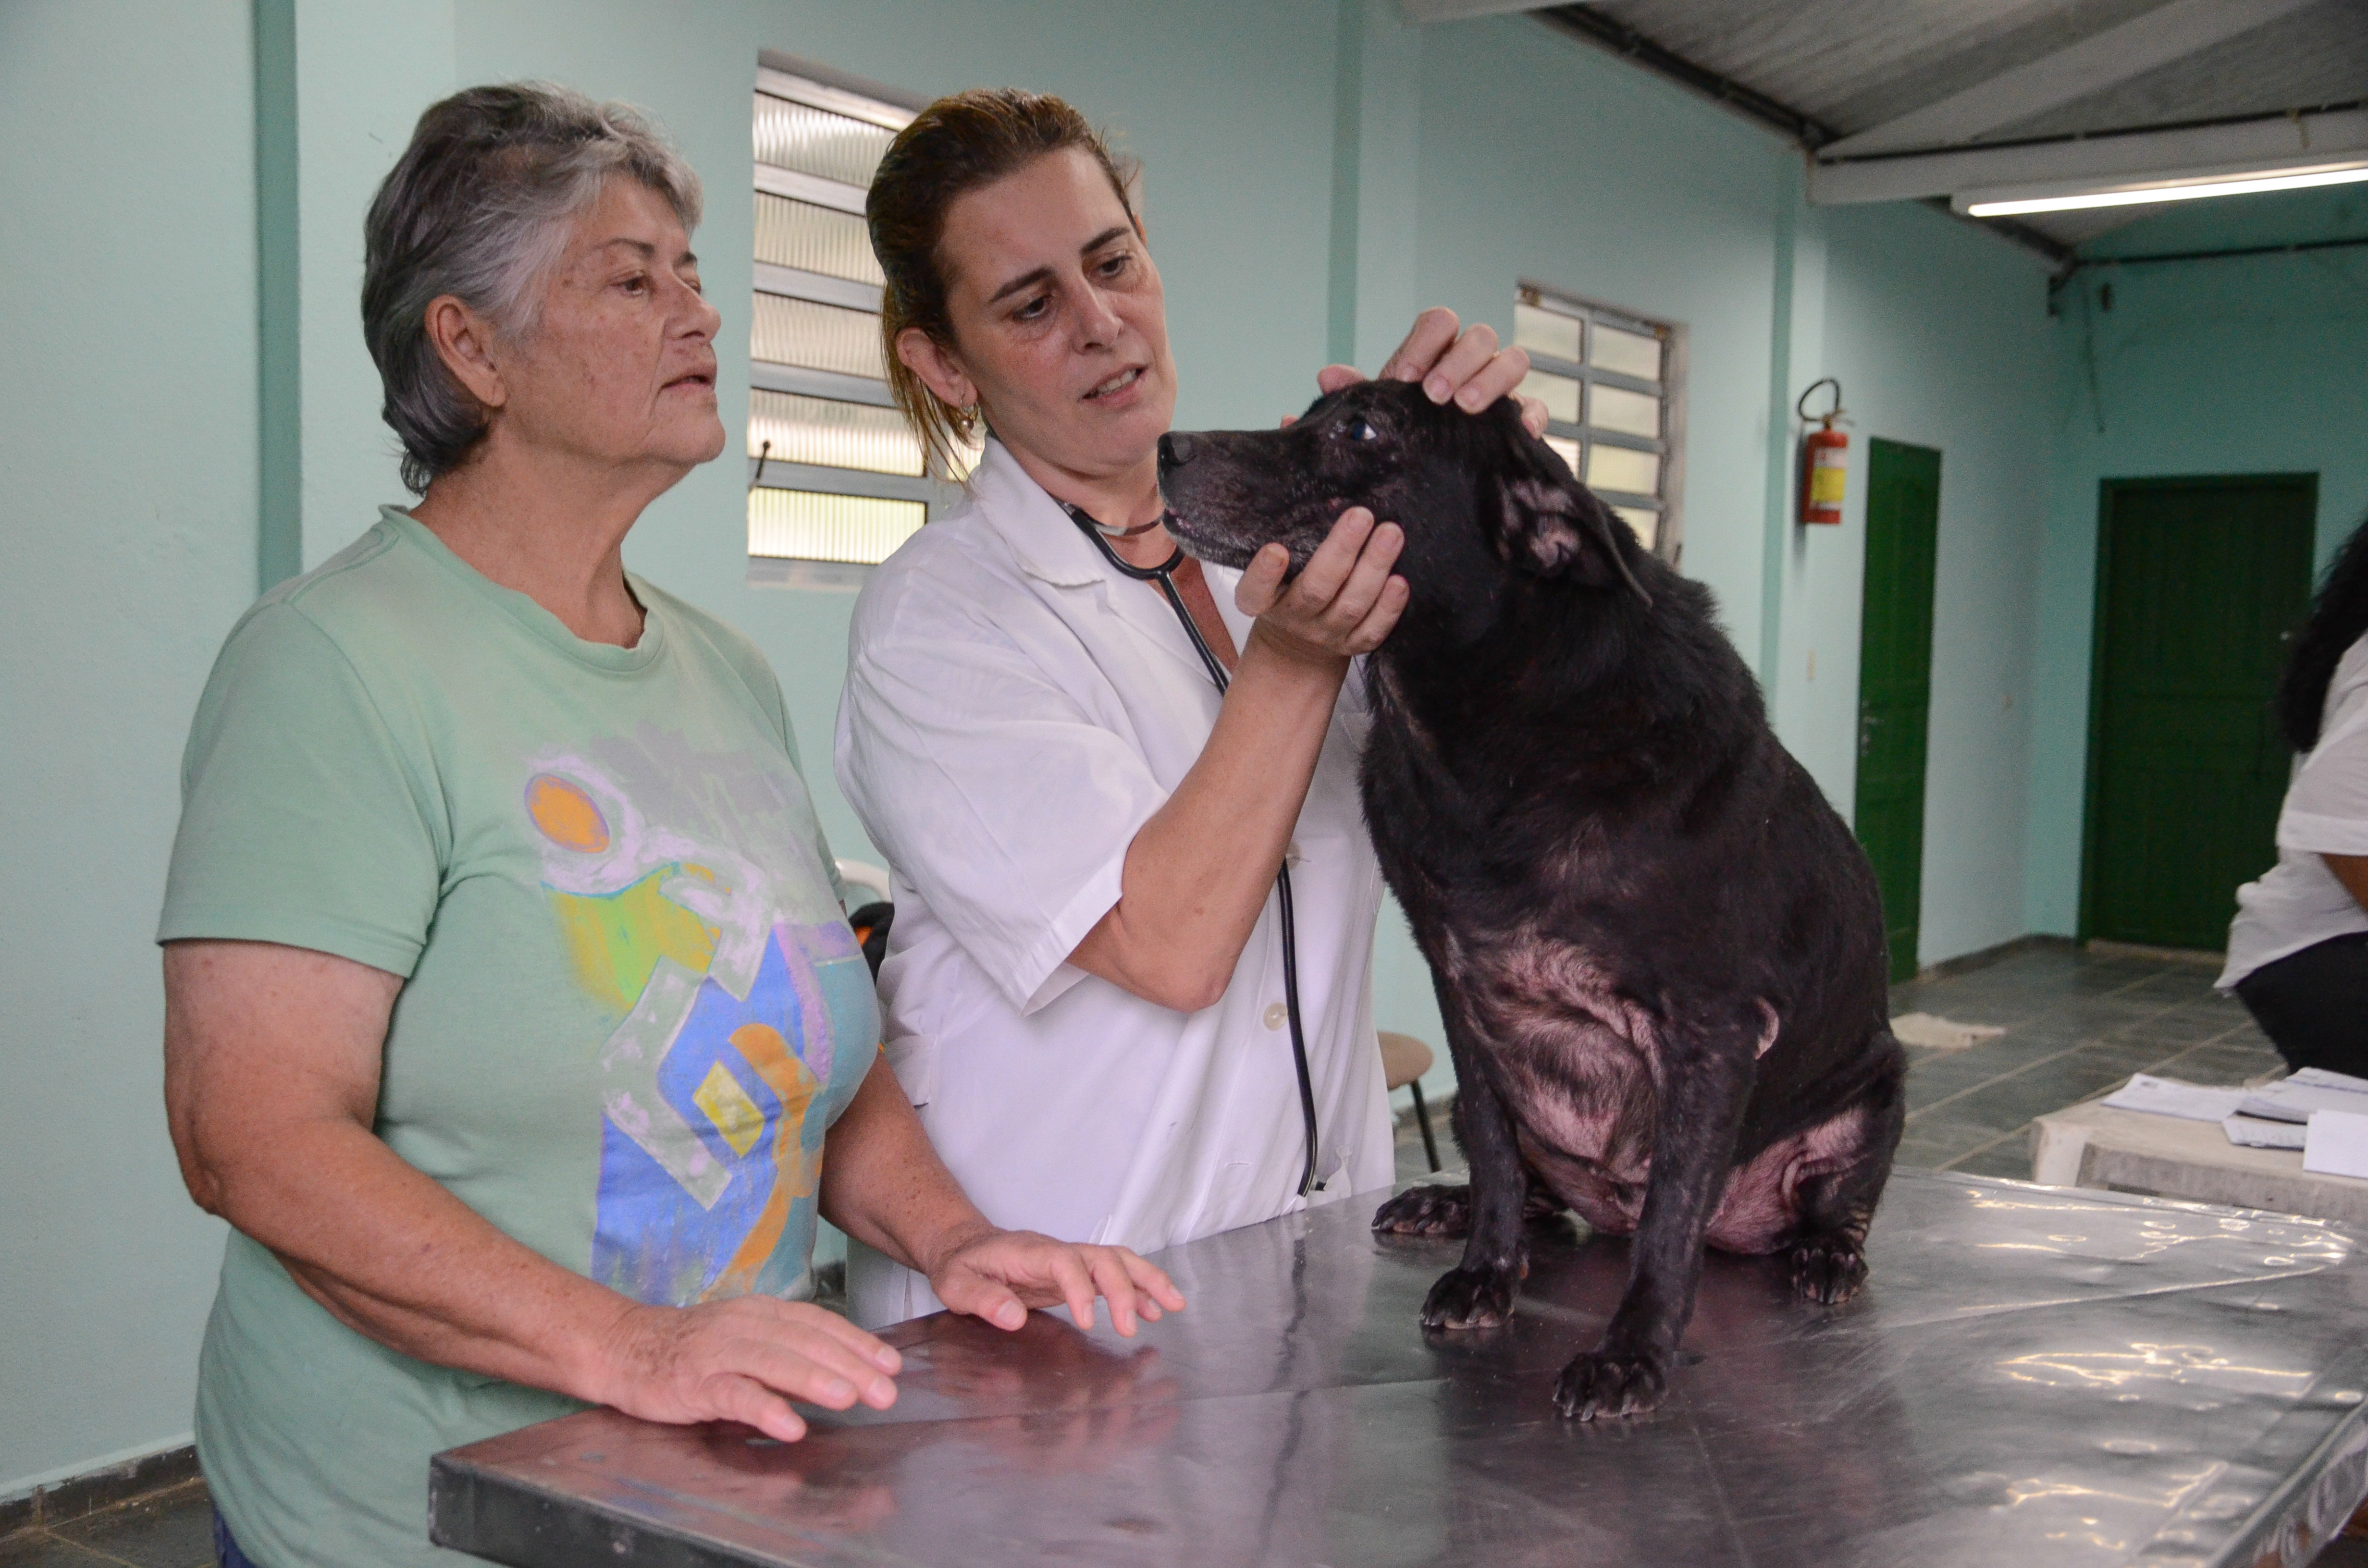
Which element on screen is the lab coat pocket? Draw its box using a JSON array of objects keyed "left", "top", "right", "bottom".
[{"left": 882, "top": 1032, "right": 938, "bottom": 1108}]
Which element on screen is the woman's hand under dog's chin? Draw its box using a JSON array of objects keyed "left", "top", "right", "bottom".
[{"left": 1235, "top": 506, "right": 1408, "bottom": 669}]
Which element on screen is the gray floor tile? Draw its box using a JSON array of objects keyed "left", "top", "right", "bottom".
[
  {"left": 2097, "top": 1008, "right": 2244, "bottom": 1047},
  {"left": 53, "top": 1484, "right": 212, "bottom": 1568},
  {"left": 2072, "top": 1036, "right": 2189, "bottom": 1073},
  {"left": 1895, "top": 1112, "right": 2018, "bottom": 1163},
  {"left": 0, "top": 1535, "right": 125, "bottom": 1568},
  {"left": 1904, "top": 1059, "right": 2007, "bottom": 1113},
  {"left": 2162, "top": 1044, "right": 2283, "bottom": 1085},
  {"left": 2011, "top": 1056, "right": 2144, "bottom": 1106},
  {"left": 1891, "top": 1135, "right": 1961, "bottom": 1171},
  {"left": 1942, "top": 1073, "right": 2113, "bottom": 1132},
  {"left": 2120, "top": 966, "right": 2226, "bottom": 998},
  {"left": 1944, "top": 1140, "right": 2038, "bottom": 1180}
]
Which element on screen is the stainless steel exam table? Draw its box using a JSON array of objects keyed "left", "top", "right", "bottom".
[{"left": 431, "top": 1170, "right": 2368, "bottom": 1568}]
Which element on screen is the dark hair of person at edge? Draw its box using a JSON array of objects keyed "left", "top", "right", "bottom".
[{"left": 2280, "top": 511, "right": 2368, "bottom": 752}]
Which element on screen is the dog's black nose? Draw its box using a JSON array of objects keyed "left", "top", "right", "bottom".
[{"left": 1159, "top": 431, "right": 1198, "bottom": 467}]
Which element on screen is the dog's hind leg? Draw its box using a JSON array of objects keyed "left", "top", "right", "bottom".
[
  {"left": 1555, "top": 1019, "right": 1756, "bottom": 1420},
  {"left": 1785, "top": 1040, "right": 1907, "bottom": 1305},
  {"left": 1412, "top": 1005, "right": 1533, "bottom": 1330},
  {"left": 1372, "top": 1170, "right": 1564, "bottom": 1238}
]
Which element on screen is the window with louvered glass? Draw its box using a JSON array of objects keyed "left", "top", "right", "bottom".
[
  {"left": 747, "top": 67, "right": 969, "bottom": 575},
  {"left": 1510, "top": 286, "right": 1683, "bottom": 562}
]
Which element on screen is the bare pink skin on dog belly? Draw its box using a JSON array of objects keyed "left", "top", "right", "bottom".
[
  {"left": 1458, "top": 934, "right": 1857, "bottom": 1255},
  {"left": 1516, "top": 1103, "right": 1874, "bottom": 1253}
]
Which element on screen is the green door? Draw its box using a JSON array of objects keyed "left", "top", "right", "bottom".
[
  {"left": 2084, "top": 476, "right": 2316, "bottom": 950},
  {"left": 1855, "top": 439, "right": 1942, "bottom": 984}
]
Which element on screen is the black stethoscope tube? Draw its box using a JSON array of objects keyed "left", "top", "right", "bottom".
[{"left": 1064, "top": 504, "right": 1324, "bottom": 1198}]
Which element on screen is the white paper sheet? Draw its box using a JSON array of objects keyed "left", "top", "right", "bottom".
[
  {"left": 2224, "top": 1115, "right": 2308, "bottom": 1151},
  {"left": 2238, "top": 1068, "right": 2368, "bottom": 1126},
  {"left": 2303, "top": 1108, "right": 2368, "bottom": 1179},
  {"left": 2100, "top": 1074, "right": 2250, "bottom": 1123}
]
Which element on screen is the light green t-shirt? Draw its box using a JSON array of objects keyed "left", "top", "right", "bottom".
[{"left": 159, "top": 508, "right": 879, "bottom": 1568}]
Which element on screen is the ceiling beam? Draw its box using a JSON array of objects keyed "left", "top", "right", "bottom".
[
  {"left": 1809, "top": 107, "right": 2368, "bottom": 205},
  {"left": 1818, "top": 0, "right": 2325, "bottom": 159},
  {"left": 1398, "top": 0, "right": 1543, "bottom": 22},
  {"left": 1537, "top": 5, "right": 1838, "bottom": 149}
]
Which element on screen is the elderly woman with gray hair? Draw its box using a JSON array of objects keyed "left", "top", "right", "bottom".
[{"left": 158, "top": 83, "right": 1180, "bottom": 1568}]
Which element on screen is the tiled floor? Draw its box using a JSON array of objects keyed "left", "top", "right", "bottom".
[
  {"left": 0, "top": 1481, "right": 212, "bottom": 1568},
  {"left": 0, "top": 943, "right": 2330, "bottom": 1568},
  {"left": 1886, "top": 939, "right": 2280, "bottom": 1178}
]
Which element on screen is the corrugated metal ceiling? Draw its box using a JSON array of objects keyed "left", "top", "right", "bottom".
[{"left": 1545, "top": 0, "right": 2368, "bottom": 252}]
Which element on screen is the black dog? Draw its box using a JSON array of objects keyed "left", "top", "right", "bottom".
[{"left": 1158, "top": 380, "right": 1903, "bottom": 1420}]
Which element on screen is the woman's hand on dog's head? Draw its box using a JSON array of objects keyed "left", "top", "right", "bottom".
[
  {"left": 1236, "top": 506, "right": 1408, "bottom": 667},
  {"left": 1296, "top": 306, "right": 1550, "bottom": 437}
]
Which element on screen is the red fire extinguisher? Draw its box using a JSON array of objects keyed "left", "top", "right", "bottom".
[{"left": 1797, "top": 378, "right": 1847, "bottom": 526}]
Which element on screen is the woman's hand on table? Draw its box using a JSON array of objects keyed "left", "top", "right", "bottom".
[
  {"left": 592, "top": 1295, "right": 905, "bottom": 1443},
  {"left": 1236, "top": 504, "right": 1408, "bottom": 669},
  {"left": 923, "top": 1222, "right": 1186, "bottom": 1338},
  {"left": 1312, "top": 306, "right": 1551, "bottom": 435}
]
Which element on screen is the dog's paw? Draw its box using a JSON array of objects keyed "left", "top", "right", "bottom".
[
  {"left": 1789, "top": 1234, "right": 1868, "bottom": 1305},
  {"left": 1418, "top": 1263, "right": 1519, "bottom": 1330},
  {"left": 1372, "top": 1184, "right": 1472, "bottom": 1238},
  {"left": 1554, "top": 1347, "right": 1668, "bottom": 1421}
]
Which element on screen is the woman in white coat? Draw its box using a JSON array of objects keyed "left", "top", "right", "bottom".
[{"left": 835, "top": 89, "right": 1543, "bottom": 1324}]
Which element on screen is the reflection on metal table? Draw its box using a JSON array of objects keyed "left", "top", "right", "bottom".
[{"left": 431, "top": 1171, "right": 2368, "bottom": 1568}]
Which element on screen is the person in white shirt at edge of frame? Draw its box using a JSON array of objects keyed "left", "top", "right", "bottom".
[
  {"left": 2223, "top": 511, "right": 2368, "bottom": 1079},
  {"left": 833, "top": 89, "right": 1553, "bottom": 1326}
]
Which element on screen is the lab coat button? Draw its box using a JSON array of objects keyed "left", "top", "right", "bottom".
[{"left": 1264, "top": 1002, "right": 1288, "bottom": 1030}]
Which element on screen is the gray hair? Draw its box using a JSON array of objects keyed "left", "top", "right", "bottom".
[{"left": 361, "top": 82, "right": 704, "bottom": 493}]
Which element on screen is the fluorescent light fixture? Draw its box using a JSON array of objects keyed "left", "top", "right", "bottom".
[{"left": 1958, "top": 158, "right": 2368, "bottom": 217}]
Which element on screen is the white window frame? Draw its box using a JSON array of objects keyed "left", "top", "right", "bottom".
[
  {"left": 746, "top": 55, "right": 961, "bottom": 589},
  {"left": 1516, "top": 282, "right": 1688, "bottom": 565}
]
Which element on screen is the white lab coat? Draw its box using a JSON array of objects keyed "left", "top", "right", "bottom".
[{"left": 834, "top": 439, "right": 1394, "bottom": 1326}]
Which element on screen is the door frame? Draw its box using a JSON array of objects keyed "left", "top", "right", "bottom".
[
  {"left": 2076, "top": 472, "right": 2319, "bottom": 941},
  {"left": 1855, "top": 436, "right": 1943, "bottom": 983}
]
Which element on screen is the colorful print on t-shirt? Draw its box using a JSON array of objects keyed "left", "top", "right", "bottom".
[{"left": 522, "top": 733, "right": 875, "bottom": 1306}]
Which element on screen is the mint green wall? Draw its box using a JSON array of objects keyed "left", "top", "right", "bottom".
[
  {"left": 0, "top": 0, "right": 252, "bottom": 1498},
  {"left": 1781, "top": 202, "right": 2055, "bottom": 965},
  {"left": 1411, "top": 17, "right": 1796, "bottom": 633},
  {"left": 4, "top": 0, "right": 2079, "bottom": 1494},
  {"left": 289, "top": 0, "right": 459, "bottom": 574},
  {"left": 2024, "top": 193, "right": 2368, "bottom": 937}
]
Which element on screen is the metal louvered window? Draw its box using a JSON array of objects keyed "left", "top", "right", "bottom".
[
  {"left": 1510, "top": 285, "right": 1686, "bottom": 563},
  {"left": 747, "top": 65, "right": 973, "bottom": 586}
]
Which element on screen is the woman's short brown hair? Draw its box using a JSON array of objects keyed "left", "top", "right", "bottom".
[{"left": 865, "top": 90, "right": 1138, "bottom": 479}]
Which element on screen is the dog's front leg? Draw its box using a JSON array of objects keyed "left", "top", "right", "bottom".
[
  {"left": 1417, "top": 1005, "right": 1530, "bottom": 1330},
  {"left": 1555, "top": 1025, "right": 1753, "bottom": 1419}
]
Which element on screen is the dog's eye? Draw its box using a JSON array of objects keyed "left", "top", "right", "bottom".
[{"left": 1344, "top": 418, "right": 1380, "bottom": 442}]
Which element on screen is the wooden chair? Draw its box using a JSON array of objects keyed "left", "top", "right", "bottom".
[{"left": 1378, "top": 1030, "right": 1442, "bottom": 1172}]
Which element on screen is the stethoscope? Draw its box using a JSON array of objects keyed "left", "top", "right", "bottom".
[{"left": 1062, "top": 501, "right": 1325, "bottom": 1198}]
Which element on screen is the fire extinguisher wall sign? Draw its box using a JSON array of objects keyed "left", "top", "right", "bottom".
[{"left": 1797, "top": 377, "right": 1847, "bottom": 527}]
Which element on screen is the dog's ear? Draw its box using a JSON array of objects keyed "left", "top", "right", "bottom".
[{"left": 1490, "top": 468, "right": 1653, "bottom": 606}]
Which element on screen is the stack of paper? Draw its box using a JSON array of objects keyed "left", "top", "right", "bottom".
[
  {"left": 2098, "top": 1071, "right": 2368, "bottom": 1161},
  {"left": 2100, "top": 1074, "right": 2249, "bottom": 1122},
  {"left": 2237, "top": 1067, "right": 2368, "bottom": 1124}
]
